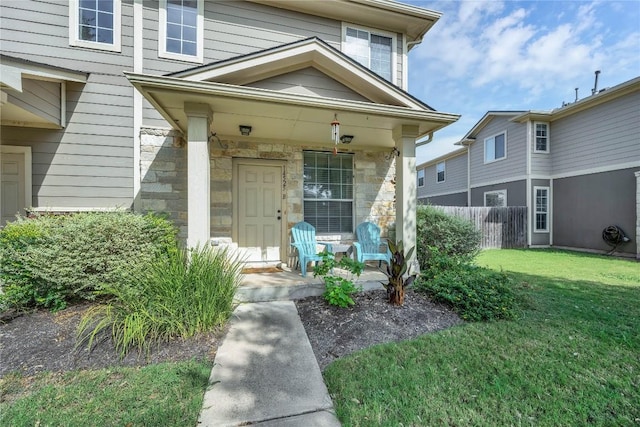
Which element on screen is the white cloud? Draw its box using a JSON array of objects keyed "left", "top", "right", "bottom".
[{"left": 414, "top": 0, "right": 617, "bottom": 93}]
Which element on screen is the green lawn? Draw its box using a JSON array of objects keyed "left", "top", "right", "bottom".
[
  {"left": 0, "top": 359, "right": 211, "bottom": 426},
  {"left": 324, "top": 249, "right": 640, "bottom": 426}
]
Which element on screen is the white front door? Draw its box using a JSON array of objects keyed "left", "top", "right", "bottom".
[
  {"left": 1, "top": 151, "right": 27, "bottom": 226},
  {"left": 237, "top": 163, "right": 283, "bottom": 262}
]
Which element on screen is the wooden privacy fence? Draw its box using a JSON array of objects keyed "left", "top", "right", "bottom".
[{"left": 433, "top": 206, "right": 528, "bottom": 249}]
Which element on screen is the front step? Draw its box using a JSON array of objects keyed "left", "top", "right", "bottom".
[{"left": 236, "top": 280, "right": 384, "bottom": 303}]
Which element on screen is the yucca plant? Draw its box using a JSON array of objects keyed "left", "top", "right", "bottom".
[{"left": 382, "top": 240, "right": 417, "bottom": 306}]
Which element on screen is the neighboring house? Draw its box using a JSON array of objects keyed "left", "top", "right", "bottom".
[
  {"left": 0, "top": 0, "right": 459, "bottom": 264},
  {"left": 416, "top": 146, "right": 467, "bottom": 206},
  {"left": 417, "top": 76, "right": 640, "bottom": 257}
]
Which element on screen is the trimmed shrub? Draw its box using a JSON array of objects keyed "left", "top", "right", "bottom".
[
  {"left": 416, "top": 205, "right": 481, "bottom": 271},
  {"left": 77, "top": 245, "right": 242, "bottom": 357},
  {"left": 415, "top": 249, "right": 519, "bottom": 321},
  {"left": 0, "top": 212, "right": 177, "bottom": 311}
]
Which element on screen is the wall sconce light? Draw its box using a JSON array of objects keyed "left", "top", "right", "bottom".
[
  {"left": 239, "top": 125, "right": 252, "bottom": 136},
  {"left": 384, "top": 146, "right": 401, "bottom": 160},
  {"left": 340, "top": 135, "right": 354, "bottom": 144}
]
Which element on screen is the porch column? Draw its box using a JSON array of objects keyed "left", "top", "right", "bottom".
[
  {"left": 393, "top": 124, "right": 420, "bottom": 256},
  {"left": 185, "top": 102, "right": 212, "bottom": 249}
]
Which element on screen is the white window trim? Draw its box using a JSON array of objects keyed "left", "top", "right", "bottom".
[
  {"left": 69, "top": 0, "right": 122, "bottom": 52},
  {"left": 533, "top": 121, "right": 550, "bottom": 154},
  {"left": 484, "top": 189, "right": 507, "bottom": 207},
  {"left": 534, "top": 186, "right": 549, "bottom": 233},
  {"left": 341, "top": 22, "right": 397, "bottom": 83},
  {"left": 484, "top": 130, "right": 507, "bottom": 164},
  {"left": 303, "top": 151, "right": 355, "bottom": 234},
  {"left": 158, "top": 0, "right": 204, "bottom": 63},
  {"left": 436, "top": 161, "right": 445, "bottom": 183},
  {"left": 417, "top": 169, "right": 425, "bottom": 187}
]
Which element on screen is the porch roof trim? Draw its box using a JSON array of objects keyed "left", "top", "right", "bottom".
[{"left": 125, "top": 71, "right": 459, "bottom": 146}]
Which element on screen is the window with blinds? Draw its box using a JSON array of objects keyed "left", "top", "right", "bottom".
[{"left": 303, "top": 151, "right": 354, "bottom": 233}]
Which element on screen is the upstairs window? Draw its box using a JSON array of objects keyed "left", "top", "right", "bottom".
[
  {"left": 303, "top": 152, "right": 354, "bottom": 233},
  {"left": 343, "top": 25, "right": 395, "bottom": 82},
  {"left": 417, "top": 169, "right": 425, "bottom": 187},
  {"left": 159, "top": 0, "right": 204, "bottom": 63},
  {"left": 484, "top": 190, "right": 507, "bottom": 207},
  {"left": 534, "top": 122, "right": 549, "bottom": 153},
  {"left": 436, "top": 161, "right": 445, "bottom": 183},
  {"left": 484, "top": 132, "right": 506, "bottom": 163},
  {"left": 69, "top": 0, "right": 121, "bottom": 52}
]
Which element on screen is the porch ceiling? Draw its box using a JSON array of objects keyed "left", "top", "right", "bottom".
[{"left": 126, "top": 72, "right": 459, "bottom": 148}]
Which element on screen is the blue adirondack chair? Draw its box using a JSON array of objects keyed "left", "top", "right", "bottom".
[
  {"left": 352, "top": 222, "right": 391, "bottom": 267},
  {"left": 290, "top": 221, "right": 333, "bottom": 277}
]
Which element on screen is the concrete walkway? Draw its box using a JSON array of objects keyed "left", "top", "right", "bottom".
[{"left": 198, "top": 301, "right": 341, "bottom": 426}]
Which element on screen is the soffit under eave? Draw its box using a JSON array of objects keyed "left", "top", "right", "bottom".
[
  {"left": 127, "top": 74, "right": 458, "bottom": 148},
  {"left": 246, "top": 0, "right": 440, "bottom": 45}
]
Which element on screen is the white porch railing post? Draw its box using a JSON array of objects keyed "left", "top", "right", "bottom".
[{"left": 185, "top": 102, "right": 212, "bottom": 249}]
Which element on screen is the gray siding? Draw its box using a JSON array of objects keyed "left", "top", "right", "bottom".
[
  {"left": 142, "top": 0, "right": 343, "bottom": 127},
  {"left": 553, "top": 168, "right": 637, "bottom": 254},
  {"left": 0, "top": 0, "right": 135, "bottom": 208},
  {"left": 419, "top": 192, "right": 468, "bottom": 207},
  {"left": 419, "top": 152, "right": 467, "bottom": 199},
  {"left": 552, "top": 91, "right": 640, "bottom": 175},
  {"left": 530, "top": 123, "right": 552, "bottom": 176},
  {"left": 471, "top": 180, "right": 526, "bottom": 207},
  {"left": 7, "top": 79, "right": 61, "bottom": 126},
  {"left": 469, "top": 116, "right": 527, "bottom": 185},
  {"left": 247, "top": 67, "right": 370, "bottom": 101}
]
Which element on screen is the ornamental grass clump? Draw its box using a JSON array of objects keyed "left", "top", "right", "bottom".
[{"left": 77, "top": 245, "right": 242, "bottom": 357}]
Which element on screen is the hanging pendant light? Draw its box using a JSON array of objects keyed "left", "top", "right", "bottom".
[{"left": 331, "top": 114, "right": 340, "bottom": 155}]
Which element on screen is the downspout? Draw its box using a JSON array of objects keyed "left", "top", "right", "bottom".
[
  {"left": 133, "top": 0, "right": 143, "bottom": 211},
  {"left": 526, "top": 120, "right": 532, "bottom": 247},
  {"left": 415, "top": 132, "right": 433, "bottom": 147},
  {"left": 466, "top": 145, "right": 471, "bottom": 206}
]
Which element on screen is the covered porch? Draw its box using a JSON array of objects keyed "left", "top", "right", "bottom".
[{"left": 126, "top": 38, "right": 459, "bottom": 273}]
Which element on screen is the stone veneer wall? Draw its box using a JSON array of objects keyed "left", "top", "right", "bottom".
[
  {"left": 140, "top": 128, "right": 397, "bottom": 244},
  {"left": 140, "top": 128, "right": 188, "bottom": 239}
]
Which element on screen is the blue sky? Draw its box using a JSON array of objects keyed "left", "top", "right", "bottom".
[{"left": 405, "top": 0, "right": 640, "bottom": 164}]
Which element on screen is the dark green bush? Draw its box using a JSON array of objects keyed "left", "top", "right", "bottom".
[
  {"left": 0, "top": 212, "right": 177, "bottom": 311},
  {"left": 416, "top": 205, "right": 481, "bottom": 271},
  {"left": 415, "top": 250, "right": 519, "bottom": 321}
]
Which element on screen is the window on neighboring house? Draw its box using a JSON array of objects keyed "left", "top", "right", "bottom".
[
  {"left": 534, "top": 186, "right": 549, "bottom": 232},
  {"left": 484, "top": 190, "right": 507, "bottom": 207},
  {"left": 303, "top": 152, "right": 354, "bottom": 233},
  {"left": 69, "top": 0, "right": 121, "bottom": 52},
  {"left": 417, "top": 169, "right": 425, "bottom": 187},
  {"left": 436, "top": 161, "right": 445, "bottom": 183},
  {"left": 534, "top": 122, "right": 549, "bottom": 153},
  {"left": 343, "top": 26, "right": 394, "bottom": 82},
  {"left": 484, "top": 132, "right": 506, "bottom": 163},
  {"left": 159, "top": 0, "right": 204, "bottom": 62}
]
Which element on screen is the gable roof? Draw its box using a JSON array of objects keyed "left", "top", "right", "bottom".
[
  {"left": 455, "top": 111, "right": 526, "bottom": 145},
  {"left": 167, "top": 37, "right": 433, "bottom": 110}
]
